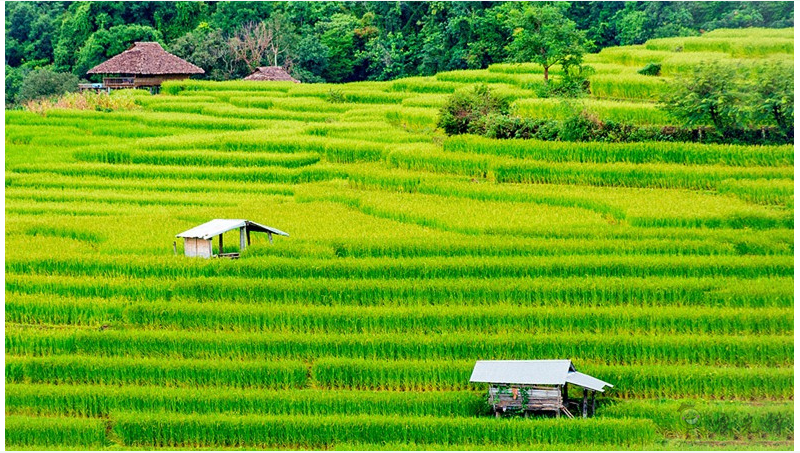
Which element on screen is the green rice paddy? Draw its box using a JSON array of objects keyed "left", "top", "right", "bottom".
[{"left": 4, "top": 28, "right": 794, "bottom": 450}]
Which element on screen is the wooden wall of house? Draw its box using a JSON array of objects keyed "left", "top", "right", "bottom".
[{"left": 184, "top": 238, "right": 213, "bottom": 258}]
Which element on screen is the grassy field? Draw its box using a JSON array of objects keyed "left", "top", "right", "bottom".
[{"left": 4, "top": 28, "right": 794, "bottom": 450}]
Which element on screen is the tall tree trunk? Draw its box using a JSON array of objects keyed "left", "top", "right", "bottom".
[{"left": 543, "top": 65, "right": 549, "bottom": 83}]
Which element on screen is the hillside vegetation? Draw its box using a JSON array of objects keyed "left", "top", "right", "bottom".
[{"left": 4, "top": 28, "right": 794, "bottom": 450}]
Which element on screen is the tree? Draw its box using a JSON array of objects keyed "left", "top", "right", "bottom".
[
  {"left": 265, "top": 13, "right": 297, "bottom": 67},
  {"left": 153, "top": 1, "right": 209, "bottom": 42},
  {"left": 229, "top": 21, "right": 273, "bottom": 72},
  {"left": 661, "top": 62, "right": 745, "bottom": 133},
  {"left": 364, "top": 31, "right": 409, "bottom": 81},
  {"left": 171, "top": 23, "right": 245, "bottom": 80},
  {"left": 6, "top": 65, "right": 28, "bottom": 106},
  {"left": 17, "top": 67, "right": 79, "bottom": 103},
  {"left": 316, "top": 13, "right": 361, "bottom": 82},
  {"left": 505, "top": 5, "right": 588, "bottom": 83},
  {"left": 750, "top": 62, "right": 793, "bottom": 135},
  {"left": 288, "top": 28, "right": 328, "bottom": 83},
  {"left": 613, "top": 9, "right": 648, "bottom": 45}
]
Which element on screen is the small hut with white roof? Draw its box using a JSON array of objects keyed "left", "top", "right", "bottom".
[
  {"left": 176, "top": 219, "right": 288, "bottom": 259},
  {"left": 470, "top": 360, "right": 613, "bottom": 418}
]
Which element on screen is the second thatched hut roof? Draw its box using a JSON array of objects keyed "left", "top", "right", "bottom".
[{"left": 244, "top": 66, "right": 300, "bottom": 83}]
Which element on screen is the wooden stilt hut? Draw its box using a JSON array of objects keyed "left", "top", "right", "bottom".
[{"left": 85, "top": 42, "right": 204, "bottom": 92}]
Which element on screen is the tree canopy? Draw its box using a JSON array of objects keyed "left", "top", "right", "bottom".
[
  {"left": 505, "top": 4, "right": 588, "bottom": 82},
  {"left": 5, "top": 1, "right": 794, "bottom": 84}
]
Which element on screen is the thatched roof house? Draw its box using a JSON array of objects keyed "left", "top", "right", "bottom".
[
  {"left": 86, "top": 42, "right": 204, "bottom": 89},
  {"left": 244, "top": 66, "right": 300, "bottom": 83}
]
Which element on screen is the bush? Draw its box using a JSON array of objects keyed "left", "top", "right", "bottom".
[
  {"left": 560, "top": 109, "right": 605, "bottom": 141},
  {"left": 438, "top": 84, "right": 510, "bottom": 135},
  {"left": 16, "top": 68, "right": 79, "bottom": 103},
  {"left": 638, "top": 63, "right": 662, "bottom": 76},
  {"left": 327, "top": 88, "right": 346, "bottom": 104},
  {"left": 485, "top": 115, "right": 560, "bottom": 140}
]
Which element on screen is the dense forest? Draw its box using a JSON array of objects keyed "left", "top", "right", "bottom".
[{"left": 5, "top": 1, "right": 794, "bottom": 85}]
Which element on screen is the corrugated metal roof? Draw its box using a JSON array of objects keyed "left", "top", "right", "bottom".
[
  {"left": 566, "top": 371, "right": 614, "bottom": 392},
  {"left": 470, "top": 360, "right": 575, "bottom": 385},
  {"left": 470, "top": 360, "right": 612, "bottom": 391},
  {"left": 176, "top": 219, "right": 289, "bottom": 239}
]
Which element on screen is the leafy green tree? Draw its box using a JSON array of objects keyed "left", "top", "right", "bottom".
[
  {"left": 315, "top": 13, "right": 371, "bottom": 82},
  {"left": 16, "top": 67, "right": 79, "bottom": 103},
  {"left": 364, "top": 32, "right": 410, "bottom": 81},
  {"left": 6, "top": 2, "right": 63, "bottom": 66},
  {"left": 289, "top": 28, "right": 329, "bottom": 83},
  {"left": 661, "top": 62, "right": 745, "bottom": 133},
  {"left": 750, "top": 62, "right": 793, "bottom": 135},
  {"left": 153, "top": 1, "right": 209, "bottom": 42},
  {"left": 53, "top": 2, "right": 96, "bottom": 72},
  {"left": 613, "top": 9, "right": 648, "bottom": 45},
  {"left": 505, "top": 5, "right": 589, "bottom": 83},
  {"left": 5, "top": 65, "right": 28, "bottom": 106}
]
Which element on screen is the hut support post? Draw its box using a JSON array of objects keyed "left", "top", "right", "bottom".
[
  {"left": 562, "top": 383, "right": 568, "bottom": 406},
  {"left": 218, "top": 234, "right": 223, "bottom": 255},
  {"left": 582, "top": 389, "right": 588, "bottom": 418},
  {"left": 590, "top": 391, "right": 596, "bottom": 417},
  {"left": 239, "top": 227, "right": 247, "bottom": 251},
  {"left": 246, "top": 229, "right": 251, "bottom": 245},
  {"left": 268, "top": 232, "right": 273, "bottom": 245},
  {"left": 172, "top": 241, "right": 177, "bottom": 255}
]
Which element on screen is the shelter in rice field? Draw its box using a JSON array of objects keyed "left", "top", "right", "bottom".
[
  {"left": 176, "top": 219, "right": 289, "bottom": 259},
  {"left": 470, "top": 360, "right": 613, "bottom": 419},
  {"left": 243, "top": 66, "right": 301, "bottom": 83},
  {"left": 85, "top": 42, "right": 204, "bottom": 91}
]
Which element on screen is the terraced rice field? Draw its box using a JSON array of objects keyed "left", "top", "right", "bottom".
[{"left": 5, "top": 29, "right": 794, "bottom": 450}]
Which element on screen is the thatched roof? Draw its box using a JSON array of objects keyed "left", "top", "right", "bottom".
[
  {"left": 244, "top": 66, "right": 300, "bottom": 83},
  {"left": 87, "top": 42, "right": 204, "bottom": 76}
]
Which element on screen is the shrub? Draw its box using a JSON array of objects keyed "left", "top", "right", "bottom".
[
  {"left": 327, "top": 88, "right": 346, "bottom": 104},
  {"left": 16, "top": 68, "right": 79, "bottom": 103},
  {"left": 638, "top": 63, "right": 662, "bottom": 76},
  {"left": 438, "top": 84, "right": 510, "bottom": 135},
  {"left": 485, "top": 115, "right": 560, "bottom": 140}
]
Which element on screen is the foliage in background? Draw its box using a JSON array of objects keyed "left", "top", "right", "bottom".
[{"left": 5, "top": 1, "right": 794, "bottom": 85}]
